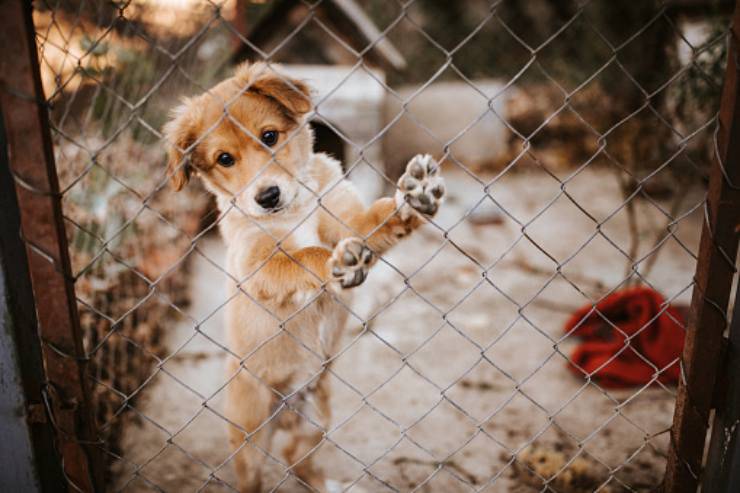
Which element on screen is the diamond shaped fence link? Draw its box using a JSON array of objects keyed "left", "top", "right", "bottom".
[
  {"left": 47, "top": 0, "right": 676, "bottom": 482},
  {"left": 1, "top": 0, "right": 736, "bottom": 491}
]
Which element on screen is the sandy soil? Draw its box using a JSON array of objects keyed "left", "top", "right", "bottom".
[{"left": 113, "top": 166, "right": 703, "bottom": 492}]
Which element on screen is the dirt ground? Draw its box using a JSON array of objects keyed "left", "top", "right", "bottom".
[{"left": 113, "top": 165, "right": 703, "bottom": 492}]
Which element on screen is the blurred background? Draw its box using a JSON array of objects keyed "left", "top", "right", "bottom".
[{"left": 32, "top": 0, "right": 730, "bottom": 491}]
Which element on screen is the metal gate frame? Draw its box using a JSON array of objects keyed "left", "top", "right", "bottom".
[
  {"left": 0, "top": 82, "right": 65, "bottom": 493},
  {"left": 663, "top": 1, "right": 740, "bottom": 491},
  {"left": 0, "top": 1, "right": 103, "bottom": 491},
  {"left": 0, "top": 0, "right": 737, "bottom": 491}
]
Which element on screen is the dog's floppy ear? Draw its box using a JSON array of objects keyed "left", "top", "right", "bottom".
[
  {"left": 252, "top": 75, "right": 312, "bottom": 117},
  {"left": 236, "top": 62, "right": 312, "bottom": 118},
  {"left": 163, "top": 98, "right": 199, "bottom": 191}
]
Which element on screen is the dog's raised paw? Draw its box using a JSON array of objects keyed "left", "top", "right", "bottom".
[
  {"left": 329, "top": 237, "right": 373, "bottom": 289},
  {"left": 396, "top": 154, "right": 446, "bottom": 219}
]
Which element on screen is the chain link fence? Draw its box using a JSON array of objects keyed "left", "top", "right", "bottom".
[{"left": 1, "top": 0, "right": 737, "bottom": 491}]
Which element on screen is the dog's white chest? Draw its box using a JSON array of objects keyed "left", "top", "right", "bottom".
[{"left": 289, "top": 212, "right": 320, "bottom": 249}]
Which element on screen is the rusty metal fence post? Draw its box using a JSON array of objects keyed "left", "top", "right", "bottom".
[
  {"left": 0, "top": 1, "right": 104, "bottom": 491},
  {"left": 703, "top": 283, "right": 740, "bottom": 491},
  {"left": 663, "top": 1, "right": 740, "bottom": 491},
  {"left": 0, "top": 105, "right": 65, "bottom": 492}
]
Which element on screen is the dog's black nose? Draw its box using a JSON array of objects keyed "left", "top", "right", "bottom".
[{"left": 255, "top": 185, "right": 281, "bottom": 210}]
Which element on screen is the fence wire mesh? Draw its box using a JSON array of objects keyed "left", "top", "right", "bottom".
[{"left": 22, "top": 0, "right": 735, "bottom": 491}]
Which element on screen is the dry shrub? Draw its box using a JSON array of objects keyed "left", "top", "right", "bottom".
[{"left": 55, "top": 130, "right": 211, "bottom": 467}]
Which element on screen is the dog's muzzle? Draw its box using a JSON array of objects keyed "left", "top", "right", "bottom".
[{"left": 255, "top": 185, "right": 281, "bottom": 210}]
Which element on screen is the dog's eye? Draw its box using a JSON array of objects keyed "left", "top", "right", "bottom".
[
  {"left": 217, "top": 152, "right": 235, "bottom": 167},
  {"left": 261, "top": 130, "right": 278, "bottom": 147}
]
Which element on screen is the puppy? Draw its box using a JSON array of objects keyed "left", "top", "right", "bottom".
[{"left": 163, "top": 62, "right": 445, "bottom": 492}]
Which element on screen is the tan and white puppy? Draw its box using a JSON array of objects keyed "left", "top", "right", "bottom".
[{"left": 163, "top": 62, "right": 445, "bottom": 492}]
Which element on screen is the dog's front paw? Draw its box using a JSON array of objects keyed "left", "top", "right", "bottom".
[
  {"left": 329, "top": 237, "right": 374, "bottom": 289},
  {"left": 396, "top": 154, "right": 446, "bottom": 219}
]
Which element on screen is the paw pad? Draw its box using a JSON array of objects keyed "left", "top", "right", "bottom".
[
  {"left": 396, "top": 154, "right": 446, "bottom": 218},
  {"left": 329, "top": 237, "right": 373, "bottom": 289}
]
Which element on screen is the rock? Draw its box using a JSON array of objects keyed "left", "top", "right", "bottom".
[{"left": 467, "top": 201, "right": 504, "bottom": 225}]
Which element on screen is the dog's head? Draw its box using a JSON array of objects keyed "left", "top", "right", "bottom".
[{"left": 163, "top": 62, "right": 313, "bottom": 217}]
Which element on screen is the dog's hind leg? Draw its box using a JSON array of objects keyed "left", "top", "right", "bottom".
[
  {"left": 280, "top": 373, "right": 332, "bottom": 492},
  {"left": 226, "top": 367, "right": 276, "bottom": 493}
]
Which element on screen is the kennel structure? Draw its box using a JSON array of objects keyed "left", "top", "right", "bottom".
[
  {"left": 0, "top": 1, "right": 739, "bottom": 492},
  {"left": 282, "top": 64, "right": 389, "bottom": 202}
]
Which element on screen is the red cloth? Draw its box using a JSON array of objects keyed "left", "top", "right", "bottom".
[{"left": 563, "top": 287, "right": 685, "bottom": 388}]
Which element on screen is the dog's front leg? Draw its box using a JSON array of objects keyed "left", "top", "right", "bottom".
[
  {"left": 347, "top": 154, "right": 446, "bottom": 256},
  {"left": 245, "top": 241, "right": 376, "bottom": 302},
  {"left": 244, "top": 247, "right": 333, "bottom": 306}
]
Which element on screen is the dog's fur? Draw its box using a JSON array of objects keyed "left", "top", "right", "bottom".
[{"left": 164, "top": 62, "right": 445, "bottom": 492}]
